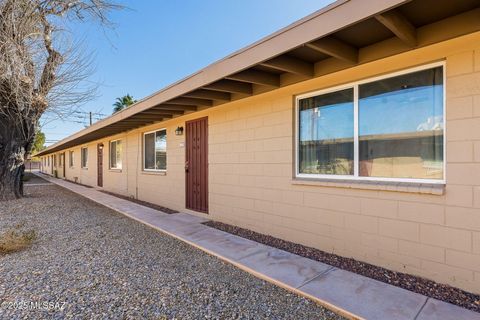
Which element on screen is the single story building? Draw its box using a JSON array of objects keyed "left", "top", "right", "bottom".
[{"left": 37, "top": 0, "right": 480, "bottom": 294}]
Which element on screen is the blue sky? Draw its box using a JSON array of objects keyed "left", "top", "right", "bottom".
[{"left": 41, "top": 0, "right": 335, "bottom": 145}]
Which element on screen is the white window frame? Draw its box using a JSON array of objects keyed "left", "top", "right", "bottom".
[
  {"left": 294, "top": 61, "right": 446, "bottom": 185},
  {"left": 69, "top": 150, "right": 74, "bottom": 167},
  {"left": 109, "top": 139, "right": 122, "bottom": 170},
  {"left": 143, "top": 128, "right": 167, "bottom": 172},
  {"left": 81, "top": 147, "right": 88, "bottom": 169}
]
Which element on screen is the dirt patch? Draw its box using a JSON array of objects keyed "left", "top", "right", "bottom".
[
  {"left": 0, "top": 222, "right": 37, "bottom": 255},
  {"left": 99, "top": 190, "right": 178, "bottom": 214},
  {"left": 204, "top": 221, "right": 480, "bottom": 313}
]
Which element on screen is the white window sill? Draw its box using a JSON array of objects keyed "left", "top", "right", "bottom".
[
  {"left": 109, "top": 168, "right": 122, "bottom": 173},
  {"left": 141, "top": 170, "right": 167, "bottom": 176},
  {"left": 292, "top": 178, "right": 445, "bottom": 195}
]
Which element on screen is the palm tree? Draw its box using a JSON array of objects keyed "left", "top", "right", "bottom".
[{"left": 113, "top": 94, "right": 136, "bottom": 113}]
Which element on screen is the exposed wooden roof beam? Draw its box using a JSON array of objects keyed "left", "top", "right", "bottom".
[
  {"left": 108, "top": 123, "right": 139, "bottom": 127},
  {"left": 203, "top": 79, "right": 253, "bottom": 94},
  {"left": 184, "top": 89, "right": 231, "bottom": 101},
  {"left": 117, "top": 119, "right": 155, "bottom": 124},
  {"left": 129, "top": 114, "right": 173, "bottom": 120},
  {"left": 141, "top": 109, "right": 184, "bottom": 115},
  {"left": 260, "top": 55, "right": 313, "bottom": 77},
  {"left": 167, "top": 97, "right": 213, "bottom": 106},
  {"left": 107, "top": 126, "right": 135, "bottom": 129},
  {"left": 226, "top": 69, "right": 280, "bottom": 87},
  {"left": 375, "top": 9, "right": 416, "bottom": 47},
  {"left": 93, "top": 131, "right": 125, "bottom": 136},
  {"left": 107, "top": 126, "right": 141, "bottom": 131},
  {"left": 153, "top": 104, "right": 197, "bottom": 111},
  {"left": 306, "top": 37, "right": 358, "bottom": 63}
]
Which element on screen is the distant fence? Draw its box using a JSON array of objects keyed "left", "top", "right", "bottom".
[{"left": 25, "top": 160, "right": 41, "bottom": 171}]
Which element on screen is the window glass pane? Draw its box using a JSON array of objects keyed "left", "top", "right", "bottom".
[
  {"left": 155, "top": 130, "right": 167, "bottom": 170},
  {"left": 299, "top": 88, "right": 354, "bottom": 175},
  {"left": 110, "top": 141, "right": 117, "bottom": 168},
  {"left": 81, "top": 148, "right": 88, "bottom": 167},
  {"left": 359, "top": 67, "right": 443, "bottom": 180},
  {"left": 116, "top": 140, "right": 122, "bottom": 169},
  {"left": 144, "top": 133, "right": 155, "bottom": 169}
]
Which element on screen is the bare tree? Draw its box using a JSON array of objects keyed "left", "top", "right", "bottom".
[{"left": 0, "top": 0, "right": 122, "bottom": 200}]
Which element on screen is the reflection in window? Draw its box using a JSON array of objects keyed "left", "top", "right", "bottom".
[
  {"left": 144, "top": 132, "right": 155, "bottom": 169},
  {"left": 109, "top": 140, "right": 122, "bottom": 169},
  {"left": 155, "top": 131, "right": 167, "bottom": 170},
  {"left": 359, "top": 67, "right": 443, "bottom": 180},
  {"left": 296, "top": 65, "right": 444, "bottom": 182},
  {"left": 81, "top": 147, "right": 88, "bottom": 168},
  {"left": 299, "top": 88, "right": 354, "bottom": 175},
  {"left": 144, "top": 129, "right": 167, "bottom": 171}
]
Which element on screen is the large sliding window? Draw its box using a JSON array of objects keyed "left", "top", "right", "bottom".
[
  {"left": 143, "top": 129, "right": 167, "bottom": 171},
  {"left": 296, "top": 63, "right": 445, "bottom": 183},
  {"left": 109, "top": 140, "right": 122, "bottom": 169}
]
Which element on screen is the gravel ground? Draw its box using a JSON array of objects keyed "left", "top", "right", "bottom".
[
  {"left": 0, "top": 176, "right": 343, "bottom": 320},
  {"left": 23, "top": 173, "right": 52, "bottom": 185},
  {"left": 205, "top": 221, "right": 480, "bottom": 313},
  {"left": 98, "top": 190, "right": 179, "bottom": 214}
]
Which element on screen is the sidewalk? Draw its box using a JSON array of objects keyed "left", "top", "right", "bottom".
[{"left": 35, "top": 173, "right": 480, "bottom": 320}]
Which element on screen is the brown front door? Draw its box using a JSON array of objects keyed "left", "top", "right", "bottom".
[
  {"left": 97, "top": 144, "right": 103, "bottom": 187},
  {"left": 185, "top": 117, "right": 208, "bottom": 213}
]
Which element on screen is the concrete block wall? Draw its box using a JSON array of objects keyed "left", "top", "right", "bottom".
[
  {"left": 39, "top": 32, "right": 480, "bottom": 294},
  {"left": 205, "top": 33, "right": 480, "bottom": 294}
]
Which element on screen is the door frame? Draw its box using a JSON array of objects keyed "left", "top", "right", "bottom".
[
  {"left": 185, "top": 116, "right": 209, "bottom": 214},
  {"left": 62, "top": 152, "right": 66, "bottom": 178},
  {"left": 97, "top": 143, "right": 104, "bottom": 187}
]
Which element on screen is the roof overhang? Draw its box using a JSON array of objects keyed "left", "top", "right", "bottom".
[{"left": 36, "top": 0, "right": 480, "bottom": 156}]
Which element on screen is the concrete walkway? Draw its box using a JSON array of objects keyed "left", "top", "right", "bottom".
[{"left": 35, "top": 173, "right": 480, "bottom": 320}]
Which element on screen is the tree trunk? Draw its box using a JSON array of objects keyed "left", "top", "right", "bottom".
[
  {"left": 0, "top": 115, "right": 33, "bottom": 201},
  {"left": 0, "top": 161, "right": 24, "bottom": 200}
]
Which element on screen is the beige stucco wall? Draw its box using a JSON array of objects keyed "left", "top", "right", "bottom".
[{"left": 40, "top": 31, "right": 480, "bottom": 294}]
